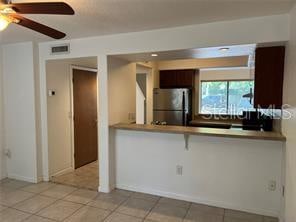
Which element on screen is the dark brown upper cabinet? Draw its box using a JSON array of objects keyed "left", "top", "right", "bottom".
[
  {"left": 254, "top": 46, "right": 285, "bottom": 109},
  {"left": 159, "top": 69, "right": 196, "bottom": 88}
]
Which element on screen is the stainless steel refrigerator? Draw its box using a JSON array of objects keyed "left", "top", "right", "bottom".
[{"left": 153, "top": 88, "right": 192, "bottom": 126}]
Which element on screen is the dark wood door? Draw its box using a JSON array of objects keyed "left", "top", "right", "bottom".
[
  {"left": 73, "top": 69, "right": 98, "bottom": 169},
  {"left": 254, "top": 46, "right": 285, "bottom": 109}
]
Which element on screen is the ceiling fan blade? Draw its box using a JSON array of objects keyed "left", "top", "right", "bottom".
[
  {"left": 10, "top": 2, "right": 74, "bottom": 15},
  {"left": 11, "top": 14, "right": 66, "bottom": 39}
]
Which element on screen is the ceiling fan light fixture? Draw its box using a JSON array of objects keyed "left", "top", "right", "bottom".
[
  {"left": 1, "top": 7, "right": 16, "bottom": 14},
  {"left": 0, "top": 15, "right": 11, "bottom": 31}
]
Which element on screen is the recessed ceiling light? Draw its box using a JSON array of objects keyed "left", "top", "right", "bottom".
[
  {"left": 219, "top": 47, "right": 230, "bottom": 52},
  {"left": 151, "top": 53, "right": 158, "bottom": 57}
]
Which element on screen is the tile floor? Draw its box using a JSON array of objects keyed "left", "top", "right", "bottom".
[
  {"left": 51, "top": 161, "right": 99, "bottom": 191},
  {"left": 0, "top": 178, "right": 278, "bottom": 222}
]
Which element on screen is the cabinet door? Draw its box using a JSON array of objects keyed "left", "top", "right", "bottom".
[
  {"left": 175, "top": 70, "right": 195, "bottom": 88},
  {"left": 159, "top": 69, "right": 196, "bottom": 88},
  {"left": 159, "top": 70, "right": 177, "bottom": 88},
  {"left": 254, "top": 46, "right": 285, "bottom": 109}
]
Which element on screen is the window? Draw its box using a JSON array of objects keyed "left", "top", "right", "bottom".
[{"left": 200, "top": 80, "right": 254, "bottom": 115}]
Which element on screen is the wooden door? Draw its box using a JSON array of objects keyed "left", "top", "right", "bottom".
[{"left": 73, "top": 68, "right": 98, "bottom": 169}]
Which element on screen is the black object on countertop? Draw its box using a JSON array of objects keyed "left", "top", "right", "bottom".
[
  {"left": 242, "top": 111, "right": 274, "bottom": 131},
  {"left": 261, "top": 114, "right": 274, "bottom": 132},
  {"left": 242, "top": 111, "right": 262, "bottom": 131},
  {"left": 189, "top": 121, "right": 232, "bottom": 129}
]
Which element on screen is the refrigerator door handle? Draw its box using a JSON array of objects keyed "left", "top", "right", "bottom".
[
  {"left": 182, "top": 92, "right": 186, "bottom": 126},
  {"left": 185, "top": 111, "right": 189, "bottom": 126}
]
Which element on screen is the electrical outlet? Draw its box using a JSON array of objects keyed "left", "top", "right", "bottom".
[
  {"left": 176, "top": 165, "right": 183, "bottom": 175},
  {"left": 268, "top": 180, "right": 277, "bottom": 191}
]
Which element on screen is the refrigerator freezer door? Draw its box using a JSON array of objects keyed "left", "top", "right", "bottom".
[
  {"left": 153, "top": 110, "right": 184, "bottom": 126},
  {"left": 153, "top": 88, "right": 189, "bottom": 111}
]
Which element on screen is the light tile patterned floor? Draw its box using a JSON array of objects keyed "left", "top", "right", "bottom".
[
  {"left": 0, "top": 178, "right": 278, "bottom": 222},
  {"left": 51, "top": 161, "right": 99, "bottom": 191}
]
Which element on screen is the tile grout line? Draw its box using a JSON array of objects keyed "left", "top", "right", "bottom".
[
  {"left": 110, "top": 196, "right": 158, "bottom": 221},
  {"left": 44, "top": 186, "right": 95, "bottom": 222},
  {"left": 100, "top": 192, "right": 145, "bottom": 222},
  {"left": 10, "top": 184, "right": 85, "bottom": 221},
  {"left": 20, "top": 182, "right": 57, "bottom": 194},
  {"left": 101, "top": 196, "right": 131, "bottom": 221},
  {"left": 182, "top": 202, "right": 192, "bottom": 221},
  {"left": 142, "top": 196, "right": 161, "bottom": 222},
  {"left": 10, "top": 183, "right": 57, "bottom": 210},
  {"left": 59, "top": 186, "right": 109, "bottom": 222},
  {"left": 1, "top": 180, "right": 279, "bottom": 222},
  {"left": 51, "top": 161, "right": 99, "bottom": 191},
  {"left": 13, "top": 191, "right": 78, "bottom": 221}
]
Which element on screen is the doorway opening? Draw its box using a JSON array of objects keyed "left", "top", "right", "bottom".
[
  {"left": 136, "top": 64, "right": 152, "bottom": 124},
  {"left": 136, "top": 73, "right": 147, "bottom": 124},
  {"left": 46, "top": 57, "right": 99, "bottom": 190}
]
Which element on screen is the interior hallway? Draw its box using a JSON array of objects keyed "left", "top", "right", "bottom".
[{"left": 51, "top": 161, "right": 99, "bottom": 191}]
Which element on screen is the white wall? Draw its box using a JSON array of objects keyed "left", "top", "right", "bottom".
[
  {"left": 199, "top": 67, "right": 254, "bottom": 81},
  {"left": 108, "top": 57, "right": 136, "bottom": 125},
  {"left": 157, "top": 56, "right": 249, "bottom": 70},
  {"left": 0, "top": 46, "right": 7, "bottom": 180},
  {"left": 33, "top": 43, "right": 43, "bottom": 182},
  {"left": 2, "top": 42, "right": 38, "bottom": 182},
  {"left": 114, "top": 130, "right": 283, "bottom": 217},
  {"left": 282, "top": 5, "right": 296, "bottom": 222},
  {"left": 46, "top": 58, "right": 97, "bottom": 177}
]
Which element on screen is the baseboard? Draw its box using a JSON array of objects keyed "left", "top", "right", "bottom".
[
  {"left": 0, "top": 175, "right": 7, "bottom": 181},
  {"left": 98, "top": 185, "right": 111, "bottom": 193},
  {"left": 37, "top": 176, "right": 44, "bottom": 183},
  {"left": 116, "top": 183, "right": 279, "bottom": 218},
  {"left": 8, "top": 173, "right": 37, "bottom": 183},
  {"left": 0, "top": 172, "right": 7, "bottom": 180},
  {"left": 51, "top": 167, "right": 73, "bottom": 178}
]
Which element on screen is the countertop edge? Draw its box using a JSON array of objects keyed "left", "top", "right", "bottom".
[{"left": 110, "top": 124, "right": 286, "bottom": 142}]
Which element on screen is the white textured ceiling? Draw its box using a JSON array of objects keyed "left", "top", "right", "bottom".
[{"left": 0, "top": 0, "right": 295, "bottom": 43}]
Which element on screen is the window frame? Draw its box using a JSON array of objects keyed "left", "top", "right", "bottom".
[{"left": 199, "top": 79, "right": 254, "bottom": 115}]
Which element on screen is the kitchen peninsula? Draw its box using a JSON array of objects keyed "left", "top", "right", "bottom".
[
  {"left": 110, "top": 123, "right": 285, "bottom": 217},
  {"left": 108, "top": 45, "right": 287, "bottom": 218}
]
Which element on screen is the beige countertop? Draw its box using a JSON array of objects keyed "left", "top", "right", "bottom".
[{"left": 110, "top": 123, "right": 286, "bottom": 142}]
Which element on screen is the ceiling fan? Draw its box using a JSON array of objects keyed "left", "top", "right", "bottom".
[{"left": 0, "top": 0, "right": 74, "bottom": 39}]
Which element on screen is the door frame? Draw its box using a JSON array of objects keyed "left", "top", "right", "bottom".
[{"left": 69, "top": 65, "right": 98, "bottom": 169}]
